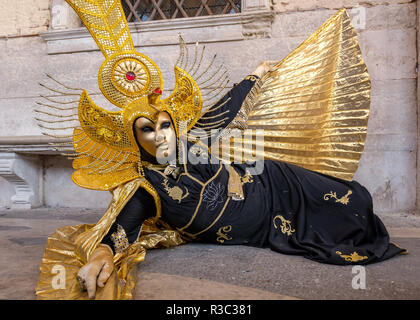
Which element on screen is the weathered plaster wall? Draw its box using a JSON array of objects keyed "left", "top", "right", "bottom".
[{"left": 0, "top": 0, "right": 50, "bottom": 37}]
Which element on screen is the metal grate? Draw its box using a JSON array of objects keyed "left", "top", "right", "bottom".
[{"left": 122, "top": 0, "right": 241, "bottom": 22}]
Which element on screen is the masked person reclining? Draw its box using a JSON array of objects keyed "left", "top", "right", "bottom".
[{"left": 35, "top": 3, "right": 407, "bottom": 300}]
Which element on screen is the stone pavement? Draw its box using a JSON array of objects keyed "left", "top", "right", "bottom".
[{"left": 1, "top": 208, "right": 420, "bottom": 300}]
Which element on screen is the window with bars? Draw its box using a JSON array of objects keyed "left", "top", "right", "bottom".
[{"left": 122, "top": 0, "right": 241, "bottom": 22}]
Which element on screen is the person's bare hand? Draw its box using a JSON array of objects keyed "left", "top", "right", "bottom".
[
  {"left": 251, "top": 60, "right": 280, "bottom": 78},
  {"left": 76, "top": 244, "right": 114, "bottom": 299}
]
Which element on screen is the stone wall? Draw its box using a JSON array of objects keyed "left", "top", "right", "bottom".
[
  {"left": 0, "top": 0, "right": 418, "bottom": 214},
  {"left": 0, "top": 0, "right": 51, "bottom": 37}
]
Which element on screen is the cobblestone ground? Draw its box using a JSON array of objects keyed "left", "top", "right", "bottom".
[{"left": 1, "top": 208, "right": 420, "bottom": 300}]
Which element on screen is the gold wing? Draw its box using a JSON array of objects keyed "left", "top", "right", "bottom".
[
  {"left": 35, "top": 78, "right": 139, "bottom": 190},
  {"left": 162, "top": 66, "right": 203, "bottom": 132},
  {"left": 163, "top": 36, "right": 230, "bottom": 132},
  {"left": 217, "top": 9, "right": 370, "bottom": 181},
  {"left": 37, "top": 0, "right": 163, "bottom": 190},
  {"left": 72, "top": 91, "right": 139, "bottom": 190}
]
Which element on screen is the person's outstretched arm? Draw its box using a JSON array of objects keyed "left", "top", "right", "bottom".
[{"left": 76, "top": 187, "right": 156, "bottom": 299}]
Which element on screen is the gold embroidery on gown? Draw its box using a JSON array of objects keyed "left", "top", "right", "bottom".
[
  {"left": 111, "top": 224, "right": 130, "bottom": 253},
  {"left": 273, "top": 215, "right": 295, "bottom": 236}
]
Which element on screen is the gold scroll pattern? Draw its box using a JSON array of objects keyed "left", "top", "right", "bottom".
[
  {"left": 323, "top": 190, "right": 352, "bottom": 205},
  {"left": 273, "top": 215, "right": 295, "bottom": 236}
]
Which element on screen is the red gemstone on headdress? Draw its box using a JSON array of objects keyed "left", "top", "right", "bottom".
[
  {"left": 125, "top": 71, "right": 136, "bottom": 81},
  {"left": 154, "top": 88, "right": 162, "bottom": 95}
]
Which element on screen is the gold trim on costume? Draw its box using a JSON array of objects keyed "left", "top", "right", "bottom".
[
  {"left": 391, "top": 242, "right": 409, "bottom": 255},
  {"left": 111, "top": 224, "right": 130, "bottom": 253},
  {"left": 273, "top": 215, "right": 295, "bottom": 236},
  {"left": 324, "top": 190, "right": 352, "bottom": 205},
  {"left": 226, "top": 164, "right": 244, "bottom": 201},
  {"left": 193, "top": 198, "right": 230, "bottom": 237},
  {"left": 178, "top": 162, "right": 224, "bottom": 231},
  {"left": 244, "top": 75, "right": 259, "bottom": 82},
  {"left": 335, "top": 251, "right": 368, "bottom": 262}
]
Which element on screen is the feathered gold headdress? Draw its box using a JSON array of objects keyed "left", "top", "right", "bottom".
[{"left": 36, "top": 0, "right": 231, "bottom": 191}]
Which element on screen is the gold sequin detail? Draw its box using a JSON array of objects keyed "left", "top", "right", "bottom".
[
  {"left": 324, "top": 190, "right": 352, "bottom": 205},
  {"left": 273, "top": 215, "right": 295, "bottom": 236},
  {"left": 111, "top": 224, "right": 130, "bottom": 253},
  {"left": 244, "top": 75, "right": 259, "bottom": 82},
  {"left": 111, "top": 57, "right": 149, "bottom": 96},
  {"left": 391, "top": 242, "right": 408, "bottom": 255}
]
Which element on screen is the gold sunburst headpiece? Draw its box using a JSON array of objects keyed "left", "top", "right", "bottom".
[{"left": 36, "top": 0, "right": 220, "bottom": 192}]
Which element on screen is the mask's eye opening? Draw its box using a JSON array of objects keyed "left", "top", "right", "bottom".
[{"left": 140, "top": 125, "right": 154, "bottom": 133}]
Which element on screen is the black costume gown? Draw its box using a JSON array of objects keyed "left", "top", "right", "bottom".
[{"left": 102, "top": 76, "right": 406, "bottom": 265}]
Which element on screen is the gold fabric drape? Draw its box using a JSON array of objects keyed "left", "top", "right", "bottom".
[{"left": 35, "top": 179, "right": 185, "bottom": 300}]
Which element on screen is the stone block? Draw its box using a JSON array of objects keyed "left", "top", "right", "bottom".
[
  {"left": 271, "top": 3, "right": 416, "bottom": 38},
  {"left": 0, "top": 97, "right": 44, "bottom": 136},
  {"left": 359, "top": 28, "right": 417, "bottom": 81},
  {"left": 0, "top": 0, "right": 50, "bottom": 37},
  {"left": 368, "top": 79, "right": 417, "bottom": 135},
  {"left": 0, "top": 36, "right": 103, "bottom": 100},
  {"left": 359, "top": 3, "right": 416, "bottom": 30},
  {"left": 354, "top": 150, "right": 416, "bottom": 213},
  {"left": 0, "top": 153, "right": 42, "bottom": 209},
  {"left": 417, "top": 0, "right": 420, "bottom": 214}
]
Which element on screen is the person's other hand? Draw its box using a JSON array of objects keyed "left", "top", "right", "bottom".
[
  {"left": 76, "top": 244, "right": 114, "bottom": 299},
  {"left": 251, "top": 60, "right": 280, "bottom": 78}
]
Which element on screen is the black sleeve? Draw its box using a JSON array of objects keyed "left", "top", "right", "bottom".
[
  {"left": 101, "top": 186, "right": 156, "bottom": 254},
  {"left": 197, "top": 75, "right": 259, "bottom": 128},
  {"left": 192, "top": 75, "right": 259, "bottom": 145}
]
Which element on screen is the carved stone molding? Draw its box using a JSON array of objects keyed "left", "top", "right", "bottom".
[
  {"left": 0, "top": 153, "right": 42, "bottom": 209},
  {"left": 50, "top": 0, "right": 82, "bottom": 30},
  {"left": 40, "top": 0, "right": 276, "bottom": 55},
  {"left": 241, "top": 9, "right": 275, "bottom": 38},
  {"left": 242, "top": 0, "right": 272, "bottom": 12}
]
